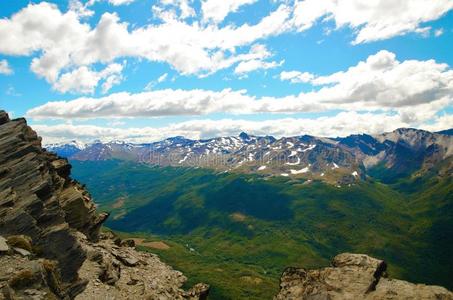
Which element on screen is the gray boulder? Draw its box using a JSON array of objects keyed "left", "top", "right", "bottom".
[{"left": 275, "top": 253, "right": 453, "bottom": 300}]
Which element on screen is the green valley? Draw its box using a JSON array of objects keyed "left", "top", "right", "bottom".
[{"left": 71, "top": 160, "right": 452, "bottom": 300}]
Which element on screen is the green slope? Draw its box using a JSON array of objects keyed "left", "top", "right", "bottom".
[{"left": 71, "top": 160, "right": 453, "bottom": 299}]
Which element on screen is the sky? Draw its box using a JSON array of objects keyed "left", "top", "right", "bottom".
[{"left": 0, "top": 0, "right": 452, "bottom": 144}]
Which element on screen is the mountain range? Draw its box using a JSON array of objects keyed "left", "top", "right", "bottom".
[
  {"left": 1, "top": 110, "right": 452, "bottom": 299},
  {"left": 46, "top": 128, "right": 453, "bottom": 185}
]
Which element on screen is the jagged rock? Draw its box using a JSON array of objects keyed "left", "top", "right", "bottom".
[
  {"left": 0, "top": 111, "right": 208, "bottom": 299},
  {"left": 0, "top": 236, "right": 8, "bottom": 253},
  {"left": 275, "top": 253, "right": 453, "bottom": 300},
  {"left": 120, "top": 239, "right": 136, "bottom": 248},
  {"left": 111, "top": 248, "right": 140, "bottom": 267},
  {"left": 126, "top": 276, "right": 139, "bottom": 285},
  {"left": 0, "top": 111, "right": 106, "bottom": 297},
  {"left": 113, "top": 236, "right": 123, "bottom": 246},
  {"left": 98, "top": 256, "right": 121, "bottom": 285},
  {"left": 185, "top": 283, "right": 210, "bottom": 300},
  {"left": 7, "top": 235, "right": 33, "bottom": 252},
  {"left": 0, "top": 255, "right": 64, "bottom": 299},
  {"left": 13, "top": 247, "right": 32, "bottom": 257},
  {"left": 98, "top": 230, "right": 116, "bottom": 240},
  {"left": 76, "top": 238, "right": 209, "bottom": 300}
]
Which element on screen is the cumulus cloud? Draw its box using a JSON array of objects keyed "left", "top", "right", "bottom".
[
  {"left": 28, "top": 51, "right": 453, "bottom": 122},
  {"left": 32, "top": 111, "right": 451, "bottom": 144},
  {"left": 0, "top": 59, "right": 12, "bottom": 75},
  {"left": 300, "top": 50, "right": 453, "bottom": 110},
  {"left": 234, "top": 44, "right": 283, "bottom": 74},
  {"left": 152, "top": 0, "right": 196, "bottom": 20},
  {"left": 1, "top": 1, "right": 451, "bottom": 94},
  {"left": 0, "top": 2, "right": 290, "bottom": 87},
  {"left": 201, "top": 0, "right": 258, "bottom": 23},
  {"left": 69, "top": 0, "right": 95, "bottom": 18},
  {"left": 2, "top": 0, "right": 450, "bottom": 94},
  {"left": 52, "top": 63, "right": 124, "bottom": 94},
  {"left": 279, "top": 70, "right": 314, "bottom": 83},
  {"left": 292, "top": 0, "right": 453, "bottom": 44}
]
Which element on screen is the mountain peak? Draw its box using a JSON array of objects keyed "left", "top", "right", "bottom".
[{"left": 239, "top": 131, "right": 250, "bottom": 140}]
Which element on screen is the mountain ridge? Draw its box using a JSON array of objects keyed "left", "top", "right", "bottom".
[
  {"left": 44, "top": 127, "right": 453, "bottom": 148},
  {"left": 46, "top": 127, "right": 453, "bottom": 185}
]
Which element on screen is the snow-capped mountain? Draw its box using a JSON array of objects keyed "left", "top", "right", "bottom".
[
  {"left": 45, "top": 128, "right": 453, "bottom": 184},
  {"left": 44, "top": 140, "right": 87, "bottom": 158}
]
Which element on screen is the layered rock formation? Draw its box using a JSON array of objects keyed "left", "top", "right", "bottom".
[
  {"left": 0, "top": 111, "right": 209, "bottom": 299},
  {"left": 275, "top": 253, "right": 453, "bottom": 300}
]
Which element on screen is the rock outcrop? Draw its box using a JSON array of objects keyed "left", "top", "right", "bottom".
[
  {"left": 76, "top": 232, "right": 209, "bottom": 299},
  {"left": 275, "top": 253, "right": 453, "bottom": 300},
  {"left": 0, "top": 111, "right": 209, "bottom": 299}
]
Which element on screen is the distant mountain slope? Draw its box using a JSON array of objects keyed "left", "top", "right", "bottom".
[
  {"left": 437, "top": 128, "right": 453, "bottom": 136},
  {"left": 47, "top": 128, "right": 453, "bottom": 184},
  {"left": 45, "top": 140, "right": 86, "bottom": 157}
]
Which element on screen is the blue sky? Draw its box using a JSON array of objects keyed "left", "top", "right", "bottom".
[{"left": 0, "top": 0, "right": 452, "bottom": 143}]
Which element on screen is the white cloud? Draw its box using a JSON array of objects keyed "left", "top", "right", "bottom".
[
  {"left": 280, "top": 70, "right": 314, "bottom": 83},
  {"left": 69, "top": 0, "right": 95, "bottom": 18},
  {"left": 28, "top": 51, "right": 450, "bottom": 120},
  {"left": 27, "top": 89, "right": 256, "bottom": 119},
  {"left": 53, "top": 63, "right": 124, "bottom": 94},
  {"left": 415, "top": 26, "right": 431, "bottom": 38},
  {"left": 306, "top": 50, "right": 453, "bottom": 110},
  {"left": 278, "top": 50, "right": 453, "bottom": 113},
  {"left": 234, "top": 44, "right": 283, "bottom": 74},
  {"left": 153, "top": 0, "right": 196, "bottom": 20},
  {"left": 292, "top": 0, "right": 453, "bottom": 44},
  {"left": 144, "top": 72, "right": 169, "bottom": 91},
  {"left": 158, "top": 73, "right": 168, "bottom": 83},
  {"left": 33, "top": 111, "right": 451, "bottom": 144},
  {"left": 0, "top": 59, "right": 13, "bottom": 75},
  {"left": 0, "top": 0, "right": 451, "bottom": 95},
  {"left": 0, "top": 1, "right": 291, "bottom": 89},
  {"left": 423, "top": 114, "right": 453, "bottom": 132},
  {"left": 434, "top": 28, "right": 444, "bottom": 37},
  {"left": 108, "top": 0, "right": 135, "bottom": 5},
  {"left": 201, "top": 0, "right": 258, "bottom": 23},
  {"left": 234, "top": 59, "right": 283, "bottom": 74}
]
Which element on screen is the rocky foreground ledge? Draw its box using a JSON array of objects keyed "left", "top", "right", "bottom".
[
  {"left": 0, "top": 110, "right": 209, "bottom": 299},
  {"left": 275, "top": 253, "right": 453, "bottom": 300}
]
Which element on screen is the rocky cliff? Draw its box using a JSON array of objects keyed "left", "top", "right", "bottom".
[
  {"left": 275, "top": 253, "right": 453, "bottom": 300},
  {"left": 0, "top": 111, "right": 209, "bottom": 299}
]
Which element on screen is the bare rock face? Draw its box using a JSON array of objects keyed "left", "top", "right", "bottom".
[
  {"left": 77, "top": 233, "right": 210, "bottom": 300},
  {"left": 0, "top": 111, "right": 209, "bottom": 299},
  {"left": 0, "top": 111, "right": 106, "bottom": 297},
  {"left": 275, "top": 253, "right": 453, "bottom": 300}
]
